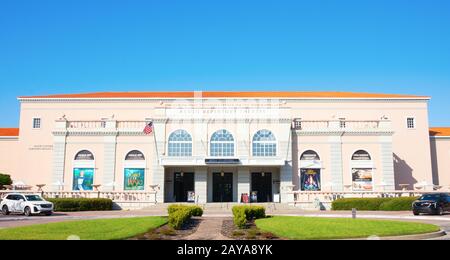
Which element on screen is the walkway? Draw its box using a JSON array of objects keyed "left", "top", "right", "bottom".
[{"left": 185, "top": 217, "right": 231, "bottom": 240}]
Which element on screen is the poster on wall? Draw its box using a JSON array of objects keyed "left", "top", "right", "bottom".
[
  {"left": 73, "top": 168, "right": 94, "bottom": 191},
  {"left": 352, "top": 168, "right": 373, "bottom": 191},
  {"left": 300, "top": 168, "right": 321, "bottom": 191},
  {"left": 124, "top": 168, "right": 145, "bottom": 190}
]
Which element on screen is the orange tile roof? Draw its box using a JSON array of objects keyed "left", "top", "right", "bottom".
[
  {"left": 430, "top": 127, "right": 450, "bottom": 137},
  {"left": 19, "top": 91, "right": 430, "bottom": 99},
  {"left": 0, "top": 128, "right": 19, "bottom": 136}
]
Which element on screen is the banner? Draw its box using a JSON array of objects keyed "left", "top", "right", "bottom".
[
  {"left": 124, "top": 168, "right": 145, "bottom": 190},
  {"left": 352, "top": 168, "right": 373, "bottom": 191},
  {"left": 72, "top": 168, "right": 94, "bottom": 191},
  {"left": 300, "top": 168, "right": 321, "bottom": 191}
]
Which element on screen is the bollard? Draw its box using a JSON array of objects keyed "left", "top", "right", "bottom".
[{"left": 352, "top": 208, "right": 357, "bottom": 219}]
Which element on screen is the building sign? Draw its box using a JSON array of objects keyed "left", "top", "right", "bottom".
[
  {"left": 187, "top": 191, "right": 196, "bottom": 202},
  {"left": 205, "top": 158, "right": 240, "bottom": 164},
  {"left": 351, "top": 150, "right": 371, "bottom": 161},
  {"left": 300, "top": 150, "right": 320, "bottom": 161},
  {"left": 73, "top": 168, "right": 94, "bottom": 191},
  {"left": 300, "top": 169, "right": 321, "bottom": 191},
  {"left": 124, "top": 168, "right": 145, "bottom": 190},
  {"left": 125, "top": 150, "right": 145, "bottom": 160},
  {"left": 75, "top": 150, "right": 94, "bottom": 160},
  {"left": 352, "top": 168, "right": 373, "bottom": 191}
]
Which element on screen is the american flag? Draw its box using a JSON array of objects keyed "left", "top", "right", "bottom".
[{"left": 143, "top": 122, "right": 153, "bottom": 135}]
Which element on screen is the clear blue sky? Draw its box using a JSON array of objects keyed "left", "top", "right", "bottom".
[{"left": 1, "top": 0, "right": 449, "bottom": 127}]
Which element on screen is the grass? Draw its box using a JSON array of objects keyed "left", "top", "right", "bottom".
[
  {"left": 255, "top": 216, "right": 440, "bottom": 240},
  {"left": 0, "top": 217, "right": 167, "bottom": 240}
]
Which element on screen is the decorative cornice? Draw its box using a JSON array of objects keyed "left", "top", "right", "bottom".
[{"left": 294, "top": 130, "right": 394, "bottom": 136}]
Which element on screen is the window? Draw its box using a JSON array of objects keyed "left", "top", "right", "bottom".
[
  {"left": 339, "top": 118, "right": 346, "bottom": 128},
  {"left": 351, "top": 150, "right": 371, "bottom": 160},
  {"left": 300, "top": 150, "right": 321, "bottom": 191},
  {"left": 351, "top": 150, "right": 373, "bottom": 191},
  {"left": 32, "top": 118, "right": 41, "bottom": 129},
  {"left": 407, "top": 117, "right": 415, "bottom": 129},
  {"left": 252, "top": 130, "right": 277, "bottom": 157},
  {"left": 300, "top": 150, "right": 320, "bottom": 161},
  {"left": 168, "top": 130, "right": 192, "bottom": 157},
  {"left": 210, "top": 129, "right": 234, "bottom": 157}
]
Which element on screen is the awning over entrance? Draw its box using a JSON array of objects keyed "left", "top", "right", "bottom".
[{"left": 160, "top": 156, "right": 286, "bottom": 167}]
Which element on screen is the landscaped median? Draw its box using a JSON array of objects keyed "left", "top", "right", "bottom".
[
  {"left": 0, "top": 217, "right": 167, "bottom": 240},
  {"left": 255, "top": 216, "right": 440, "bottom": 240}
]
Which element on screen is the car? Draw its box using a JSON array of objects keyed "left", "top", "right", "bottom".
[
  {"left": 412, "top": 193, "right": 450, "bottom": 216},
  {"left": 0, "top": 193, "right": 53, "bottom": 216}
]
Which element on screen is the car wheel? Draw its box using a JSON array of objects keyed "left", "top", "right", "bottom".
[
  {"left": 24, "top": 207, "right": 32, "bottom": 217},
  {"left": 413, "top": 211, "right": 420, "bottom": 216},
  {"left": 1, "top": 205, "right": 10, "bottom": 215},
  {"left": 437, "top": 207, "right": 444, "bottom": 216}
]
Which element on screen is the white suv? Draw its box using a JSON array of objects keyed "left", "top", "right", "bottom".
[{"left": 1, "top": 193, "right": 54, "bottom": 216}]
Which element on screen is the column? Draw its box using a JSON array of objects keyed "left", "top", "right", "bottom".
[
  {"left": 237, "top": 168, "right": 250, "bottom": 203},
  {"left": 195, "top": 167, "right": 207, "bottom": 203},
  {"left": 51, "top": 119, "right": 67, "bottom": 191},
  {"left": 380, "top": 136, "right": 395, "bottom": 191},
  {"left": 329, "top": 136, "right": 344, "bottom": 191},
  {"left": 151, "top": 120, "right": 166, "bottom": 203}
]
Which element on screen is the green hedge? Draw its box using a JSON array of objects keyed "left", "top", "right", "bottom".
[
  {"left": 167, "top": 204, "right": 203, "bottom": 230},
  {"left": 46, "top": 198, "right": 113, "bottom": 212},
  {"left": 167, "top": 204, "right": 203, "bottom": 217},
  {"left": 232, "top": 206, "right": 266, "bottom": 229},
  {"left": 332, "top": 197, "right": 419, "bottom": 211},
  {"left": 168, "top": 208, "right": 192, "bottom": 229}
]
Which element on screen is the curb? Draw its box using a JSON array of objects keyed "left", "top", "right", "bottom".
[{"left": 344, "top": 230, "right": 446, "bottom": 240}]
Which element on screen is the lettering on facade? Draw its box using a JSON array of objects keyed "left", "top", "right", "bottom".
[{"left": 28, "top": 145, "right": 53, "bottom": 151}]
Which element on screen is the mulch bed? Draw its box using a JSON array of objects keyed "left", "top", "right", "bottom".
[
  {"left": 221, "top": 219, "right": 283, "bottom": 240},
  {"left": 129, "top": 217, "right": 202, "bottom": 240}
]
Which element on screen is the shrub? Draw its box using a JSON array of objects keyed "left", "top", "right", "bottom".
[
  {"left": 168, "top": 208, "right": 192, "bottom": 229},
  {"left": 0, "top": 173, "right": 12, "bottom": 190},
  {"left": 167, "top": 204, "right": 203, "bottom": 217},
  {"left": 233, "top": 207, "right": 247, "bottom": 229},
  {"left": 332, "top": 197, "right": 419, "bottom": 211},
  {"left": 232, "top": 206, "right": 266, "bottom": 229},
  {"left": 379, "top": 197, "right": 419, "bottom": 211},
  {"left": 46, "top": 198, "right": 113, "bottom": 212}
]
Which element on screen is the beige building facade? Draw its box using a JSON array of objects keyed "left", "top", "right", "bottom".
[{"left": 0, "top": 91, "right": 448, "bottom": 203}]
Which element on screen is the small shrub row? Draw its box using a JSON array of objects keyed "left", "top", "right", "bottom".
[
  {"left": 167, "top": 204, "right": 203, "bottom": 229},
  {"left": 167, "top": 204, "right": 203, "bottom": 217},
  {"left": 331, "top": 197, "right": 419, "bottom": 211},
  {"left": 46, "top": 198, "right": 113, "bottom": 212},
  {"left": 232, "top": 206, "right": 266, "bottom": 229}
]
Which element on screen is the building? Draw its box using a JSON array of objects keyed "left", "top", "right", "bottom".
[{"left": 0, "top": 91, "right": 449, "bottom": 204}]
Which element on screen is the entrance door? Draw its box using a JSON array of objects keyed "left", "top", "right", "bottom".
[
  {"left": 173, "top": 172, "right": 194, "bottom": 202},
  {"left": 213, "top": 172, "right": 233, "bottom": 202},
  {"left": 251, "top": 172, "right": 272, "bottom": 202}
]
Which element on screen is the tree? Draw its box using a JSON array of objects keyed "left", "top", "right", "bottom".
[{"left": 0, "top": 173, "right": 12, "bottom": 190}]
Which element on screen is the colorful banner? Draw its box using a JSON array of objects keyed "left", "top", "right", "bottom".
[
  {"left": 124, "top": 168, "right": 145, "bottom": 190},
  {"left": 352, "top": 168, "right": 373, "bottom": 191},
  {"left": 300, "top": 168, "right": 321, "bottom": 191},
  {"left": 73, "top": 168, "right": 94, "bottom": 191}
]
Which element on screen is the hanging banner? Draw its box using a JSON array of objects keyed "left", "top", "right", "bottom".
[
  {"left": 300, "top": 168, "right": 321, "bottom": 191},
  {"left": 73, "top": 168, "right": 94, "bottom": 191},
  {"left": 124, "top": 168, "right": 145, "bottom": 190},
  {"left": 352, "top": 168, "right": 373, "bottom": 191}
]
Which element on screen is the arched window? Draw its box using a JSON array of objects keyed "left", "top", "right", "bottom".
[
  {"left": 351, "top": 150, "right": 373, "bottom": 191},
  {"left": 300, "top": 150, "right": 320, "bottom": 161},
  {"left": 125, "top": 150, "right": 145, "bottom": 160},
  {"left": 252, "top": 130, "right": 276, "bottom": 157},
  {"left": 168, "top": 130, "right": 192, "bottom": 157},
  {"left": 210, "top": 129, "right": 234, "bottom": 157},
  {"left": 352, "top": 150, "right": 371, "bottom": 161},
  {"left": 74, "top": 150, "right": 94, "bottom": 160},
  {"left": 299, "top": 150, "right": 321, "bottom": 191}
]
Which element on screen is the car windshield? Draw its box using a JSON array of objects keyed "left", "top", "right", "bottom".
[
  {"left": 419, "top": 194, "right": 441, "bottom": 201},
  {"left": 25, "top": 195, "right": 43, "bottom": 201}
]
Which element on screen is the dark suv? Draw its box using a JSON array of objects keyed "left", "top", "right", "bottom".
[{"left": 412, "top": 193, "right": 450, "bottom": 215}]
